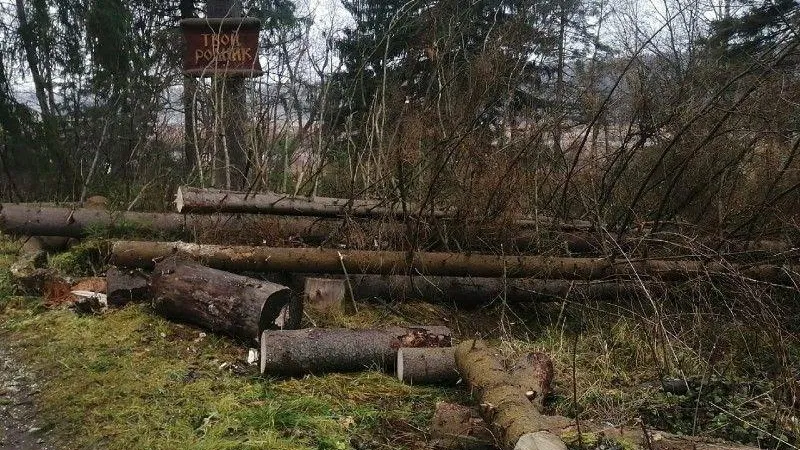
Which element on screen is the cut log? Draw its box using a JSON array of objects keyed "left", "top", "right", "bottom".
[
  {"left": 430, "top": 402, "right": 496, "bottom": 450},
  {"left": 151, "top": 257, "right": 291, "bottom": 344},
  {"left": 259, "top": 326, "right": 451, "bottom": 376},
  {"left": 560, "top": 420, "right": 765, "bottom": 450},
  {"left": 429, "top": 406, "right": 765, "bottom": 450},
  {"left": 397, "top": 347, "right": 458, "bottom": 385},
  {"left": 176, "top": 186, "right": 454, "bottom": 218},
  {"left": 0, "top": 204, "right": 368, "bottom": 245},
  {"left": 106, "top": 267, "right": 150, "bottom": 306},
  {"left": 175, "top": 187, "right": 597, "bottom": 232},
  {"left": 455, "top": 340, "right": 568, "bottom": 450},
  {"left": 111, "top": 240, "right": 796, "bottom": 283}
]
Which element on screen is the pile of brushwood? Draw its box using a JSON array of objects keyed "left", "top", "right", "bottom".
[{"left": 2, "top": 187, "right": 797, "bottom": 450}]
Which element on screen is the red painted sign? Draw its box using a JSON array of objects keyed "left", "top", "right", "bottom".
[{"left": 181, "top": 18, "right": 262, "bottom": 77}]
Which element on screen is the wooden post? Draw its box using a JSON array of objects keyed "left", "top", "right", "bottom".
[{"left": 207, "top": 0, "right": 248, "bottom": 190}]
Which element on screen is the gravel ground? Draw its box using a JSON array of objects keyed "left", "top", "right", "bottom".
[{"left": 0, "top": 345, "right": 55, "bottom": 450}]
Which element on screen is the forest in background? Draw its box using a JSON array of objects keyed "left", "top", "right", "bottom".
[{"left": 0, "top": 0, "right": 798, "bottom": 243}]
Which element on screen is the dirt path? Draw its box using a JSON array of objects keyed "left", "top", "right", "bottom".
[{"left": 0, "top": 345, "right": 55, "bottom": 450}]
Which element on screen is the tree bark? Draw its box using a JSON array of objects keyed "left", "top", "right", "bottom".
[
  {"left": 110, "top": 240, "right": 796, "bottom": 283},
  {"left": 560, "top": 420, "right": 765, "bottom": 450},
  {"left": 259, "top": 326, "right": 451, "bottom": 376},
  {"left": 430, "top": 404, "right": 763, "bottom": 450},
  {"left": 174, "top": 187, "right": 595, "bottom": 233},
  {"left": 151, "top": 257, "right": 291, "bottom": 344},
  {"left": 454, "top": 340, "right": 569, "bottom": 450},
  {"left": 397, "top": 347, "right": 458, "bottom": 385},
  {"left": 106, "top": 267, "right": 150, "bottom": 306}
]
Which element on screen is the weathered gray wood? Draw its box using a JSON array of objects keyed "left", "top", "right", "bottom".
[
  {"left": 151, "top": 257, "right": 291, "bottom": 344},
  {"left": 397, "top": 347, "right": 458, "bottom": 385},
  {"left": 176, "top": 185, "right": 449, "bottom": 218},
  {"left": 260, "top": 326, "right": 451, "bottom": 376}
]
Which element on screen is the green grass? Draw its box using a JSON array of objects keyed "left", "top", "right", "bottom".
[{"left": 0, "top": 302, "right": 463, "bottom": 450}]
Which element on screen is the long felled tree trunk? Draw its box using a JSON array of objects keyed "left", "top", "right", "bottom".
[
  {"left": 175, "top": 185, "right": 450, "bottom": 218},
  {"left": 110, "top": 240, "right": 795, "bottom": 283},
  {"left": 0, "top": 204, "right": 363, "bottom": 244}
]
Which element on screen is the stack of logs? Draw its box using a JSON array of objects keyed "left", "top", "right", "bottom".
[{"left": 1, "top": 188, "right": 777, "bottom": 450}]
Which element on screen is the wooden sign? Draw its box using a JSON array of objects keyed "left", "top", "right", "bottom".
[{"left": 180, "top": 18, "right": 263, "bottom": 77}]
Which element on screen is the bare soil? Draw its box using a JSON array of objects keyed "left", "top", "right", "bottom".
[{"left": 0, "top": 345, "right": 54, "bottom": 450}]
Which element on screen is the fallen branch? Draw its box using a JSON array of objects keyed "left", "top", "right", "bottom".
[{"left": 454, "top": 340, "right": 570, "bottom": 450}]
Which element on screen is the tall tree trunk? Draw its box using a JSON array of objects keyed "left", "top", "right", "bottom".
[
  {"left": 181, "top": 0, "right": 198, "bottom": 175},
  {"left": 15, "top": 0, "right": 50, "bottom": 118}
]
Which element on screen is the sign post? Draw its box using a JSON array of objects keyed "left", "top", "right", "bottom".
[{"left": 180, "top": 14, "right": 262, "bottom": 189}]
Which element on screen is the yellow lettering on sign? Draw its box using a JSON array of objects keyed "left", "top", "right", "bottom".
[{"left": 193, "top": 31, "right": 255, "bottom": 66}]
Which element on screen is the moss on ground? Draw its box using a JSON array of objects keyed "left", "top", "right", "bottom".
[{"left": 48, "top": 239, "right": 109, "bottom": 276}]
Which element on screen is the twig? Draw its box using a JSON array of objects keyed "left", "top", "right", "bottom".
[{"left": 337, "top": 251, "right": 358, "bottom": 313}]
